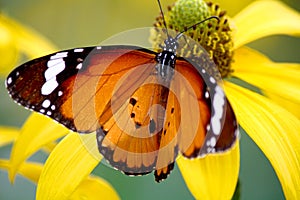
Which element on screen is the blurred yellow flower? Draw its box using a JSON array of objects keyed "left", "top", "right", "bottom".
[{"left": 0, "top": 13, "right": 56, "bottom": 76}]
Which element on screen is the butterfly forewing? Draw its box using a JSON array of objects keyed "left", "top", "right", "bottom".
[
  {"left": 6, "top": 46, "right": 157, "bottom": 132},
  {"left": 6, "top": 47, "right": 89, "bottom": 129},
  {"left": 69, "top": 47, "right": 157, "bottom": 132}
]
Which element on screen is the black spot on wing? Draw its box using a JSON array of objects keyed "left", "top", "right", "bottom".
[{"left": 129, "top": 97, "right": 137, "bottom": 106}]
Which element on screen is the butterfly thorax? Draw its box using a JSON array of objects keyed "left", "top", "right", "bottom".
[{"left": 155, "top": 37, "right": 178, "bottom": 82}]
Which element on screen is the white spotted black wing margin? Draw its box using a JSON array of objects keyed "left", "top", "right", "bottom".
[{"left": 5, "top": 47, "right": 95, "bottom": 132}]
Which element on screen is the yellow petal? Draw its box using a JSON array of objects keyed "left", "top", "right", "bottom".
[
  {"left": 225, "top": 82, "right": 300, "bottom": 199},
  {"left": 0, "top": 16, "right": 19, "bottom": 76},
  {"left": 0, "top": 14, "right": 56, "bottom": 76},
  {"left": 264, "top": 92, "right": 300, "bottom": 119},
  {"left": 70, "top": 176, "right": 120, "bottom": 200},
  {"left": 233, "top": 1, "right": 300, "bottom": 49},
  {"left": 0, "top": 159, "right": 42, "bottom": 183},
  {"left": 177, "top": 142, "right": 240, "bottom": 200},
  {"left": 0, "top": 126, "right": 19, "bottom": 147},
  {"left": 0, "top": 160, "right": 119, "bottom": 200},
  {"left": 1, "top": 14, "right": 56, "bottom": 59},
  {"left": 36, "top": 132, "right": 104, "bottom": 200},
  {"left": 9, "top": 113, "right": 69, "bottom": 182},
  {"left": 232, "top": 47, "right": 300, "bottom": 118}
]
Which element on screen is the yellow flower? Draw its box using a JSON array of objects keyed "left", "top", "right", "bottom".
[
  {"left": 152, "top": 0, "right": 300, "bottom": 199},
  {"left": 0, "top": 122, "right": 119, "bottom": 199},
  {"left": 0, "top": 13, "right": 56, "bottom": 75}
]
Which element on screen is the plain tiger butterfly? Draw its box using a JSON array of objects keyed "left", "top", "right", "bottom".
[{"left": 5, "top": 0, "right": 238, "bottom": 182}]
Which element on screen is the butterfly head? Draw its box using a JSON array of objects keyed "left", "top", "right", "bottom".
[{"left": 162, "top": 37, "right": 178, "bottom": 54}]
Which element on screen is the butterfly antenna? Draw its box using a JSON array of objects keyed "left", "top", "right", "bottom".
[
  {"left": 175, "top": 16, "right": 220, "bottom": 40},
  {"left": 157, "top": 0, "right": 170, "bottom": 39}
]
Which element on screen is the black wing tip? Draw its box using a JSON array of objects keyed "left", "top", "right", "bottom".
[{"left": 154, "top": 162, "right": 174, "bottom": 182}]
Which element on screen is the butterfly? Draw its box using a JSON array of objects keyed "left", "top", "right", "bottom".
[{"left": 5, "top": 1, "right": 238, "bottom": 182}]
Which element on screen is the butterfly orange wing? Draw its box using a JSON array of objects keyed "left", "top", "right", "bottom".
[
  {"left": 7, "top": 45, "right": 237, "bottom": 182},
  {"left": 154, "top": 57, "right": 238, "bottom": 180}
]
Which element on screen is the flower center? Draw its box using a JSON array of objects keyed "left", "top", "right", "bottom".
[{"left": 152, "top": 0, "right": 234, "bottom": 78}]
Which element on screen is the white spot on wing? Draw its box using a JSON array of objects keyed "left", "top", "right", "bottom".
[
  {"left": 47, "top": 111, "right": 52, "bottom": 116},
  {"left": 58, "top": 91, "right": 63, "bottom": 96},
  {"left": 206, "top": 140, "right": 211, "bottom": 146},
  {"left": 96, "top": 46, "right": 102, "bottom": 49},
  {"left": 50, "top": 52, "right": 68, "bottom": 59},
  {"left": 42, "top": 58, "right": 65, "bottom": 95},
  {"left": 45, "top": 60, "right": 65, "bottom": 80},
  {"left": 51, "top": 105, "right": 56, "bottom": 110},
  {"left": 41, "top": 78, "right": 59, "bottom": 95},
  {"left": 76, "top": 63, "right": 83, "bottom": 70},
  {"left": 98, "top": 134, "right": 103, "bottom": 142},
  {"left": 42, "top": 99, "right": 51, "bottom": 108},
  {"left": 7, "top": 77, "right": 12, "bottom": 85},
  {"left": 206, "top": 125, "right": 211, "bottom": 131},
  {"left": 211, "top": 86, "right": 225, "bottom": 135},
  {"left": 74, "top": 48, "right": 84, "bottom": 52},
  {"left": 210, "top": 77, "right": 216, "bottom": 84},
  {"left": 211, "top": 117, "right": 221, "bottom": 135},
  {"left": 47, "top": 59, "right": 63, "bottom": 68},
  {"left": 210, "top": 137, "right": 216, "bottom": 147},
  {"left": 205, "top": 91, "right": 209, "bottom": 99}
]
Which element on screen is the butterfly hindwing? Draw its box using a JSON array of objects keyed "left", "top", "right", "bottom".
[
  {"left": 96, "top": 66, "right": 180, "bottom": 178},
  {"left": 175, "top": 57, "right": 238, "bottom": 157},
  {"left": 154, "top": 88, "right": 180, "bottom": 181},
  {"left": 96, "top": 67, "right": 162, "bottom": 175}
]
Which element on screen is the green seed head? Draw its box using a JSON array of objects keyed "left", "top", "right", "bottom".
[{"left": 152, "top": 0, "right": 234, "bottom": 78}]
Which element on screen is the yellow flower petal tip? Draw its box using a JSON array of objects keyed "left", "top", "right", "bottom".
[
  {"left": 233, "top": 0, "right": 300, "bottom": 48},
  {"left": 36, "top": 132, "right": 105, "bottom": 200},
  {"left": 9, "top": 113, "right": 69, "bottom": 183},
  {"left": 0, "top": 127, "right": 19, "bottom": 147},
  {"left": 177, "top": 142, "right": 240, "bottom": 200},
  {"left": 0, "top": 13, "right": 57, "bottom": 76},
  {"left": 0, "top": 160, "right": 43, "bottom": 184},
  {"left": 0, "top": 19, "right": 19, "bottom": 76},
  {"left": 225, "top": 82, "right": 300, "bottom": 199},
  {"left": 70, "top": 176, "right": 120, "bottom": 200},
  {"left": 232, "top": 47, "right": 300, "bottom": 119}
]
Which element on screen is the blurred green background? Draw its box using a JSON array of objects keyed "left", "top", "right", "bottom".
[{"left": 0, "top": 0, "right": 299, "bottom": 199}]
